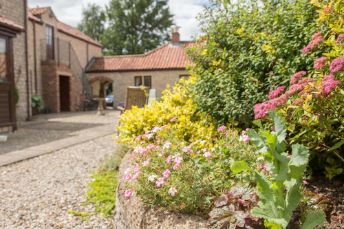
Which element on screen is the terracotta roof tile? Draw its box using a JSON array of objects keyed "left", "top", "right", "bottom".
[
  {"left": 87, "top": 43, "right": 192, "bottom": 72},
  {"left": 29, "top": 7, "right": 50, "bottom": 16},
  {"left": 28, "top": 7, "right": 101, "bottom": 47},
  {"left": 0, "top": 16, "right": 24, "bottom": 32}
]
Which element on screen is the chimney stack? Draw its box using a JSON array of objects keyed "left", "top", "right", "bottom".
[{"left": 171, "top": 26, "right": 180, "bottom": 44}]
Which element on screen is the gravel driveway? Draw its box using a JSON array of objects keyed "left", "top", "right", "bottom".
[{"left": 0, "top": 134, "right": 117, "bottom": 229}]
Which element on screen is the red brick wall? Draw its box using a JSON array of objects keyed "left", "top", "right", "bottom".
[{"left": 41, "top": 62, "right": 83, "bottom": 112}]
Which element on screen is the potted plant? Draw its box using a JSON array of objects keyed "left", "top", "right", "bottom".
[{"left": 31, "top": 95, "right": 44, "bottom": 115}]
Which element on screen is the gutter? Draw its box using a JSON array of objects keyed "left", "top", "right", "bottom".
[{"left": 24, "top": 0, "right": 31, "bottom": 121}]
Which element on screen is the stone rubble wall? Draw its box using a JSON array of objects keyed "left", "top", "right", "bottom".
[{"left": 115, "top": 153, "right": 208, "bottom": 229}]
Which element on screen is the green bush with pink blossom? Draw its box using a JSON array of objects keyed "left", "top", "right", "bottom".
[
  {"left": 123, "top": 124, "right": 257, "bottom": 214},
  {"left": 253, "top": 0, "right": 344, "bottom": 178}
]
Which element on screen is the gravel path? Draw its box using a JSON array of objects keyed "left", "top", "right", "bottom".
[{"left": 0, "top": 134, "right": 117, "bottom": 229}]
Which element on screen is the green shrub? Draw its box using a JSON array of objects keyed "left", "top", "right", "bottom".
[{"left": 188, "top": 0, "right": 318, "bottom": 126}]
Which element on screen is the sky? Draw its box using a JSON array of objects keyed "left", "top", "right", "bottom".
[{"left": 28, "top": 0, "right": 209, "bottom": 41}]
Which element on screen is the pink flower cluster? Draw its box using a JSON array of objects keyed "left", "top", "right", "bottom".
[
  {"left": 173, "top": 155, "right": 183, "bottom": 170},
  {"left": 254, "top": 76, "right": 313, "bottom": 119},
  {"left": 302, "top": 32, "right": 324, "bottom": 54},
  {"left": 322, "top": 74, "right": 341, "bottom": 96},
  {"left": 155, "top": 169, "right": 172, "bottom": 188},
  {"left": 290, "top": 71, "right": 307, "bottom": 85},
  {"left": 336, "top": 34, "right": 344, "bottom": 44},
  {"left": 124, "top": 165, "right": 141, "bottom": 183},
  {"left": 217, "top": 125, "right": 226, "bottom": 133},
  {"left": 124, "top": 189, "right": 134, "bottom": 199},
  {"left": 182, "top": 146, "right": 193, "bottom": 154},
  {"left": 314, "top": 57, "right": 327, "bottom": 70},
  {"left": 268, "top": 86, "right": 285, "bottom": 100},
  {"left": 330, "top": 57, "right": 344, "bottom": 74},
  {"left": 239, "top": 129, "right": 250, "bottom": 142}
]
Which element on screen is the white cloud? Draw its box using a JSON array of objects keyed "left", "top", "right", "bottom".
[{"left": 28, "top": 0, "right": 208, "bottom": 40}]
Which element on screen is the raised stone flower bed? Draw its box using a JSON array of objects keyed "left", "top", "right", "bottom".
[{"left": 115, "top": 153, "right": 208, "bottom": 229}]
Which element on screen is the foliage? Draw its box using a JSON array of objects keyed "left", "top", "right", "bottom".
[
  {"left": 208, "top": 185, "right": 264, "bottom": 228},
  {"left": 87, "top": 170, "right": 118, "bottom": 217},
  {"left": 246, "top": 111, "right": 325, "bottom": 229},
  {"left": 123, "top": 124, "right": 257, "bottom": 214},
  {"left": 77, "top": 3, "right": 106, "bottom": 42},
  {"left": 118, "top": 78, "right": 216, "bottom": 145},
  {"left": 253, "top": 0, "right": 344, "bottom": 178},
  {"left": 85, "top": 144, "right": 128, "bottom": 217},
  {"left": 31, "top": 95, "right": 44, "bottom": 110},
  {"left": 188, "top": 0, "right": 318, "bottom": 126},
  {"left": 102, "top": 0, "right": 173, "bottom": 55}
]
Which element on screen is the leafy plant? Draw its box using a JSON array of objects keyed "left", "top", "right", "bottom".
[
  {"left": 87, "top": 170, "right": 118, "bottom": 217},
  {"left": 31, "top": 95, "right": 44, "bottom": 110},
  {"left": 247, "top": 111, "right": 325, "bottom": 229}
]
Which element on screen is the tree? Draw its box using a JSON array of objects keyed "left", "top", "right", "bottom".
[
  {"left": 102, "top": 0, "right": 173, "bottom": 55},
  {"left": 78, "top": 3, "right": 106, "bottom": 42}
]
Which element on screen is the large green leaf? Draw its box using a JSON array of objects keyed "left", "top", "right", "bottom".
[
  {"left": 301, "top": 209, "right": 326, "bottom": 229},
  {"left": 230, "top": 160, "right": 250, "bottom": 174},
  {"left": 289, "top": 144, "right": 309, "bottom": 179},
  {"left": 270, "top": 111, "right": 287, "bottom": 143}
]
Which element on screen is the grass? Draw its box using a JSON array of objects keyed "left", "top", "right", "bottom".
[{"left": 85, "top": 144, "right": 128, "bottom": 217}]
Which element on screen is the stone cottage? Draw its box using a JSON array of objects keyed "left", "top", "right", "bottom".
[
  {"left": 28, "top": 7, "right": 102, "bottom": 113},
  {"left": 86, "top": 29, "right": 191, "bottom": 107},
  {"left": 0, "top": 0, "right": 29, "bottom": 132}
]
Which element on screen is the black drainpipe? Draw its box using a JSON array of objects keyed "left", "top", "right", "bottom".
[{"left": 24, "top": 0, "right": 31, "bottom": 121}]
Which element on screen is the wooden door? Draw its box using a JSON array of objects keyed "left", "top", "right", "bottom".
[
  {"left": 59, "top": 75, "right": 70, "bottom": 112},
  {"left": 0, "top": 35, "right": 16, "bottom": 128}
]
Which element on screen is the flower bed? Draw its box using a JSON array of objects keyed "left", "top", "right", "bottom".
[{"left": 114, "top": 153, "right": 208, "bottom": 229}]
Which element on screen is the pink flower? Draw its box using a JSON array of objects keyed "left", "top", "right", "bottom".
[
  {"left": 143, "top": 133, "right": 154, "bottom": 140},
  {"left": 124, "top": 189, "right": 134, "bottom": 200},
  {"left": 217, "top": 125, "right": 226, "bottom": 133},
  {"left": 155, "top": 177, "right": 165, "bottom": 188},
  {"left": 182, "top": 146, "right": 193, "bottom": 154},
  {"left": 254, "top": 102, "right": 276, "bottom": 119},
  {"left": 314, "top": 57, "right": 327, "bottom": 70},
  {"left": 203, "top": 151, "right": 212, "bottom": 158},
  {"left": 292, "top": 98, "right": 304, "bottom": 106},
  {"left": 168, "top": 187, "right": 177, "bottom": 197},
  {"left": 166, "top": 155, "right": 172, "bottom": 165},
  {"left": 302, "top": 32, "right": 323, "bottom": 54},
  {"left": 173, "top": 156, "right": 183, "bottom": 170},
  {"left": 239, "top": 130, "right": 250, "bottom": 142},
  {"left": 322, "top": 74, "right": 341, "bottom": 96},
  {"left": 170, "top": 116, "right": 177, "bottom": 123},
  {"left": 146, "top": 144, "right": 156, "bottom": 151},
  {"left": 142, "top": 159, "right": 150, "bottom": 167},
  {"left": 268, "top": 86, "right": 285, "bottom": 100},
  {"left": 330, "top": 57, "right": 344, "bottom": 74},
  {"left": 336, "top": 34, "right": 344, "bottom": 44},
  {"left": 290, "top": 71, "right": 307, "bottom": 85},
  {"left": 162, "top": 169, "right": 171, "bottom": 179},
  {"left": 151, "top": 126, "right": 160, "bottom": 133},
  {"left": 133, "top": 146, "right": 146, "bottom": 154},
  {"left": 163, "top": 141, "right": 172, "bottom": 150},
  {"left": 135, "top": 135, "right": 142, "bottom": 141},
  {"left": 124, "top": 168, "right": 132, "bottom": 181}
]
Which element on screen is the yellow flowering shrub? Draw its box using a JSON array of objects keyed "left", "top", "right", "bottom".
[{"left": 118, "top": 77, "right": 217, "bottom": 145}]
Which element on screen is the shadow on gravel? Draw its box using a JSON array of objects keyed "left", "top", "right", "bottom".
[{"left": 0, "top": 122, "right": 105, "bottom": 154}]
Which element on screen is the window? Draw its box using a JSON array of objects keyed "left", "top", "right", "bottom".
[
  {"left": 0, "top": 37, "right": 8, "bottom": 83},
  {"left": 45, "top": 25, "right": 54, "bottom": 60},
  {"left": 134, "top": 76, "right": 142, "bottom": 86},
  {"left": 144, "top": 76, "right": 152, "bottom": 88}
]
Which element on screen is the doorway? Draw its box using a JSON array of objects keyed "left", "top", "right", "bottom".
[{"left": 59, "top": 75, "right": 70, "bottom": 112}]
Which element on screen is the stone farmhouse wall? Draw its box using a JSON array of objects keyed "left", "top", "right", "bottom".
[{"left": 87, "top": 70, "right": 189, "bottom": 106}]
